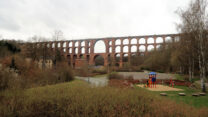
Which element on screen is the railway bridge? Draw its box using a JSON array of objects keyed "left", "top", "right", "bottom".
[{"left": 36, "top": 34, "right": 180, "bottom": 68}]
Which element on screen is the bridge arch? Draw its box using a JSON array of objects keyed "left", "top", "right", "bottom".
[
  {"left": 147, "top": 37, "right": 154, "bottom": 44},
  {"left": 131, "top": 46, "right": 137, "bottom": 52},
  {"left": 156, "top": 45, "right": 161, "bottom": 50},
  {"left": 115, "top": 46, "right": 121, "bottom": 53},
  {"left": 75, "top": 41, "right": 79, "bottom": 47},
  {"left": 147, "top": 45, "right": 154, "bottom": 51},
  {"left": 57, "top": 42, "right": 61, "bottom": 48},
  {"left": 52, "top": 43, "right": 55, "bottom": 48},
  {"left": 139, "top": 45, "right": 146, "bottom": 52},
  {"left": 94, "top": 54, "right": 105, "bottom": 66},
  {"left": 81, "top": 47, "right": 85, "bottom": 54},
  {"left": 115, "top": 39, "right": 121, "bottom": 45},
  {"left": 94, "top": 40, "right": 106, "bottom": 53},
  {"left": 109, "top": 47, "right": 112, "bottom": 53},
  {"left": 123, "top": 46, "right": 128, "bottom": 53},
  {"left": 81, "top": 41, "right": 85, "bottom": 46},
  {"left": 123, "top": 39, "right": 129, "bottom": 45},
  {"left": 123, "top": 53, "right": 128, "bottom": 62},
  {"left": 47, "top": 43, "right": 50, "bottom": 48},
  {"left": 69, "top": 42, "right": 72, "bottom": 47},
  {"left": 115, "top": 53, "right": 120, "bottom": 62},
  {"left": 69, "top": 48, "right": 72, "bottom": 53},
  {"left": 175, "top": 36, "right": 180, "bottom": 42},
  {"left": 109, "top": 41, "right": 112, "bottom": 45},
  {"left": 74, "top": 48, "right": 78, "bottom": 54},
  {"left": 156, "top": 37, "right": 163, "bottom": 43},
  {"left": 131, "top": 38, "right": 137, "bottom": 44},
  {"left": 88, "top": 48, "right": 90, "bottom": 53},
  {"left": 165, "top": 36, "right": 172, "bottom": 42},
  {"left": 63, "top": 42, "right": 66, "bottom": 47},
  {"left": 139, "top": 38, "right": 145, "bottom": 44}
]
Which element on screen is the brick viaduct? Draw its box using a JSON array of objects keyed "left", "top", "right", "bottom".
[{"left": 36, "top": 34, "right": 180, "bottom": 68}]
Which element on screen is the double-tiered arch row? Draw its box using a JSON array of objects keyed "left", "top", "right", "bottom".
[{"left": 35, "top": 34, "right": 180, "bottom": 67}]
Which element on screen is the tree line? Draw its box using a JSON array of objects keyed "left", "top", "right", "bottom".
[{"left": 129, "top": 0, "right": 208, "bottom": 92}]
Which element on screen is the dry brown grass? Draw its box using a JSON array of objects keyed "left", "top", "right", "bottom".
[{"left": 0, "top": 80, "right": 207, "bottom": 117}]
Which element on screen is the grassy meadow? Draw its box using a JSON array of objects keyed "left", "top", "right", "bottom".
[
  {"left": 0, "top": 80, "right": 208, "bottom": 117},
  {"left": 143, "top": 85, "right": 208, "bottom": 108}
]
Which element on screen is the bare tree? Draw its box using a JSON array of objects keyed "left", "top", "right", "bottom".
[
  {"left": 52, "top": 30, "right": 64, "bottom": 41},
  {"left": 24, "top": 35, "right": 52, "bottom": 69},
  {"left": 177, "top": 0, "right": 208, "bottom": 92},
  {"left": 23, "top": 35, "right": 40, "bottom": 61},
  {"left": 51, "top": 30, "right": 65, "bottom": 67}
]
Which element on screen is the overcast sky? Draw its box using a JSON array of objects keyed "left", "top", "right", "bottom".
[{"left": 0, "top": 0, "right": 191, "bottom": 40}]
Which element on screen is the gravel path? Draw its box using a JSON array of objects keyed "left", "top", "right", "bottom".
[
  {"left": 118, "top": 72, "right": 176, "bottom": 80},
  {"left": 76, "top": 72, "right": 175, "bottom": 86},
  {"left": 76, "top": 76, "right": 108, "bottom": 87}
]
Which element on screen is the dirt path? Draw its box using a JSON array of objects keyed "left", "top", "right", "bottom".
[{"left": 118, "top": 72, "right": 175, "bottom": 80}]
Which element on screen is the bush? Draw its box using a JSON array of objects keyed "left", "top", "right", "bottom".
[
  {"left": 74, "top": 63, "right": 92, "bottom": 77},
  {"left": 24, "top": 62, "right": 74, "bottom": 87},
  {"left": 0, "top": 58, "right": 75, "bottom": 89},
  {"left": 0, "top": 70, "right": 10, "bottom": 90},
  {"left": 0, "top": 69, "right": 25, "bottom": 91},
  {"left": 116, "top": 68, "right": 130, "bottom": 72},
  {"left": 126, "top": 75, "right": 134, "bottom": 80},
  {"left": 108, "top": 72, "right": 124, "bottom": 80},
  {"left": 156, "top": 70, "right": 165, "bottom": 73},
  {"left": 92, "top": 66, "right": 107, "bottom": 74},
  {"left": 56, "top": 63, "right": 74, "bottom": 82}
]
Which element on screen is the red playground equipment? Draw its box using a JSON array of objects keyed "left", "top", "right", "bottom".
[
  {"left": 169, "top": 78, "right": 174, "bottom": 87},
  {"left": 148, "top": 72, "right": 157, "bottom": 88}
]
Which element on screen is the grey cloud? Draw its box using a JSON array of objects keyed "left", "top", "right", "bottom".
[
  {"left": 0, "top": 15, "right": 21, "bottom": 31},
  {"left": 0, "top": 0, "right": 192, "bottom": 40}
]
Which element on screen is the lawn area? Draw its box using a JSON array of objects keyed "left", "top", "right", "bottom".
[
  {"left": 135, "top": 84, "right": 208, "bottom": 108},
  {"left": 0, "top": 80, "right": 208, "bottom": 117},
  {"left": 175, "top": 74, "right": 185, "bottom": 81}
]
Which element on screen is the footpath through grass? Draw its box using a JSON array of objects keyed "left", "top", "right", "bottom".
[
  {"left": 0, "top": 80, "right": 208, "bottom": 117},
  {"left": 135, "top": 85, "right": 208, "bottom": 108}
]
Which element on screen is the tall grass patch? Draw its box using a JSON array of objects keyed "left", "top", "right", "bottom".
[{"left": 0, "top": 80, "right": 207, "bottom": 117}]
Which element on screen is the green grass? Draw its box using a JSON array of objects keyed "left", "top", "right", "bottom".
[
  {"left": 175, "top": 74, "right": 185, "bottom": 81},
  {"left": 0, "top": 80, "right": 208, "bottom": 117},
  {"left": 135, "top": 84, "right": 208, "bottom": 108},
  {"left": 175, "top": 74, "right": 201, "bottom": 82}
]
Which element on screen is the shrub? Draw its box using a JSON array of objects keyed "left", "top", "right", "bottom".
[
  {"left": 56, "top": 63, "right": 74, "bottom": 82},
  {"left": 0, "top": 69, "right": 25, "bottom": 91},
  {"left": 0, "top": 70, "right": 10, "bottom": 90},
  {"left": 108, "top": 72, "right": 124, "bottom": 80},
  {"left": 92, "top": 66, "right": 107, "bottom": 74},
  {"left": 0, "top": 59, "right": 75, "bottom": 89},
  {"left": 74, "top": 63, "right": 92, "bottom": 77},
  {"left": 126, "top": 75, "right": 134, "bottom": 80},
  {"left": 23, "top": 62, "right": 75, "bottom": 87}
]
